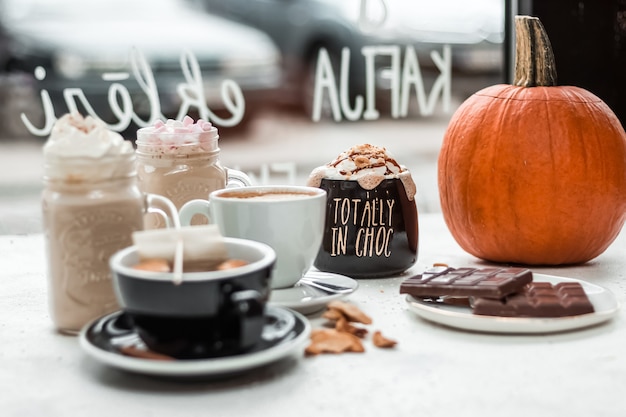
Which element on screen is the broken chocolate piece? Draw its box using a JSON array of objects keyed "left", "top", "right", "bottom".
[
  {"left": 472, "top": 282, "right": 595, "bottom": 318},
  {"left": 399, "top": 267, "right": 533, "bottom": 299}
]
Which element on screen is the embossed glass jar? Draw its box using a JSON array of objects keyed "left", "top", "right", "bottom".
[
  {"left": 136, "top": 127, "right": 249, "bottom": 228},
  {"left": 42, "top": 153, "right": 145, "bottom": 334}
]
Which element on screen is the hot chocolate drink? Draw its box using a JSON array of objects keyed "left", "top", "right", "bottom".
[
  {"left": 43, "top": 190, "right": 144, "bottom": 332},
  {"left": 307, "top": 144, "right": 418, "bottom": 278},
  {"left": 41, "top": 113, "right": 175, "bottom": 334},
  {"left": 136, "top": 117, "right": 250, "bottom": 228}
]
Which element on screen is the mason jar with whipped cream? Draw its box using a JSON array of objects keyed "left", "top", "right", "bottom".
[
  {"left": 307, "top": 144, "right": 419, "bottom": 278},
  {"left": 136, "top": 117, "right": 251, "bottom": 228},
  {"left": 42, "top": 113, "right": 178, "bottom": 334}
]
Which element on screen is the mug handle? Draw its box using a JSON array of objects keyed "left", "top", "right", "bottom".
[
  {"left": 178, "top": 199, "right": 212, "bottom": 226},
  {"left": 226, "top": 168, "right": 252, "bottom": 188},
  {"left": 230, "top": 289, "right": 265, "bottom": 348},
  {"left": 145, "top": 193, "right": 181, "bottom": 229}
]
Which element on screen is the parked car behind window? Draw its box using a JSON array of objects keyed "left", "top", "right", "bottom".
[{"left": 0, "top": 0, "right": 282, "bottom": 136}]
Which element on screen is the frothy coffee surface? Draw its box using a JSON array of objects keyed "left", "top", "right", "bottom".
[
  {"left": 219, "top": 190, "right": 318, "bottom": 201},
  {"left": 307, "top": 143, "right": 417, "bottom": 200}
]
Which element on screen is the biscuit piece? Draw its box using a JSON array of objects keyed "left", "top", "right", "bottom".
[
  {"left": 321, "top": 308, "right": 344, "bottom": 322},
  {"left": 335, "top": 316, "right": 368, "bottom": 338},
  {"left": 132, "top": 258, "right": 171, "bottom": 272},
  {"left": 216, "top": 259, "right": 249, "bottom": 270},
  {"left": 119, "top": 345, "right": 174, "bottom": 361},
  {"left": 327, "top": 301, "right": 373, "bottom": 324},
  {"left": 305, "top": 329, "right": 365, "bottom": 356},
  {"left": 372, "top": 331, "right": 397, "bottom": 348}
]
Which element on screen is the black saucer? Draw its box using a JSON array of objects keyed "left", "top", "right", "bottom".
[{"left": 79, "top": 306, "right": 310, "bottom": 377}]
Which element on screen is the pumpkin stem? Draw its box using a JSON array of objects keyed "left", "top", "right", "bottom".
[{"left": 514, "top": 16, "right": 557, "bottom": 87}]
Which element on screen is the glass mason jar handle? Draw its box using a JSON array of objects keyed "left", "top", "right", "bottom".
[
  {"left": 145, "top": 193, "right": 181, "bottom": 229},
  {"left": 226, "top": 168, "right": 252, "bottom": 188}
]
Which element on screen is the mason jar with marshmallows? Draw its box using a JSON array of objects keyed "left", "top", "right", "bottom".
[{"left": 135, "top": 116, "right": 250, "bottom": 228}]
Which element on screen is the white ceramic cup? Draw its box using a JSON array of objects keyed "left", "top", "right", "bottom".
[{"left": 179, "top": 185, "right": 327, "bottom": 289}]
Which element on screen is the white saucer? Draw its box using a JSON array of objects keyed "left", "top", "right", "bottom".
[
  {"left": 269, "top": 270, "right": 358, "bottom": 315},
  {"left": 79, "top": 306, "right": 310, "bottom": 378},
  {"left": 405, "top": 274, "right": 619, "bottom": 334}
]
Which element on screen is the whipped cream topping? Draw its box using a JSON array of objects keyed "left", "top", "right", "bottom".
[
  {"left": 307, "top": 144, "right": 416, "bottom": 199},
  {"left": 44, "top": 113, "right": 133, "bottom": 159},
  {"left": 327, "top": 144, "right": 404, "bottom": 178},
  {"left": 43, "top": 113, "right": 135, "bottom": 182},
  {"left": 136, "top": 116, "right": 219, "bottom": 154}
]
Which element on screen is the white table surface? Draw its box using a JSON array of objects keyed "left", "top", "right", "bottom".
[{"left": 2, "top": 213, "right": 626, "bottom": 417}]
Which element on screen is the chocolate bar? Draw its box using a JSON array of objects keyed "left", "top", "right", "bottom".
[
  {"left": 399, "top": 266, "right": 533, "bottom": 298},
  {"left": 472, "top": 282, "right": 595, "bottom": 317}
]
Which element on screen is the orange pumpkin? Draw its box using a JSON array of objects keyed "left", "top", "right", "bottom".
[{"left": 438, "top": 16, "right": 626, "bottom": 265}]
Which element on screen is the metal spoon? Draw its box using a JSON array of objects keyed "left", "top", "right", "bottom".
[{"left": 297, "top": 277, "right": 354, "bottom": 294}]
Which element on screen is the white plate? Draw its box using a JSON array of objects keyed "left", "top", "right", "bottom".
[
  {"left": 269, "top": 270, "right": 358, "bottom": 315},
  {"left": 79, "top": 306, "right": 310, "bottom": 378},
  {"left": 405, "top": 274, "right": 619, "bottom": 334}
]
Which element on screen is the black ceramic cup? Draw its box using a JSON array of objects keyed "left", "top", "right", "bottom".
[
  {"left": 313, "top": 178, "right": 418, "bottom": 278},
  {"left": 109, "top": 238, "right": 276, "bottom": 359}
]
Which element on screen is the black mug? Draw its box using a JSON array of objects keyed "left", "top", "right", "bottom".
[
  {"left": 109, "top": 238, "right": 276, "bottom": 359},
  {"left": 313, "top": 178, "right": 418, "bottom": 278}
]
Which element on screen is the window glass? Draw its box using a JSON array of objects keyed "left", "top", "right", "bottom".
[{"left": 0, "top": 0, "right": 505, "bottom": 234}]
